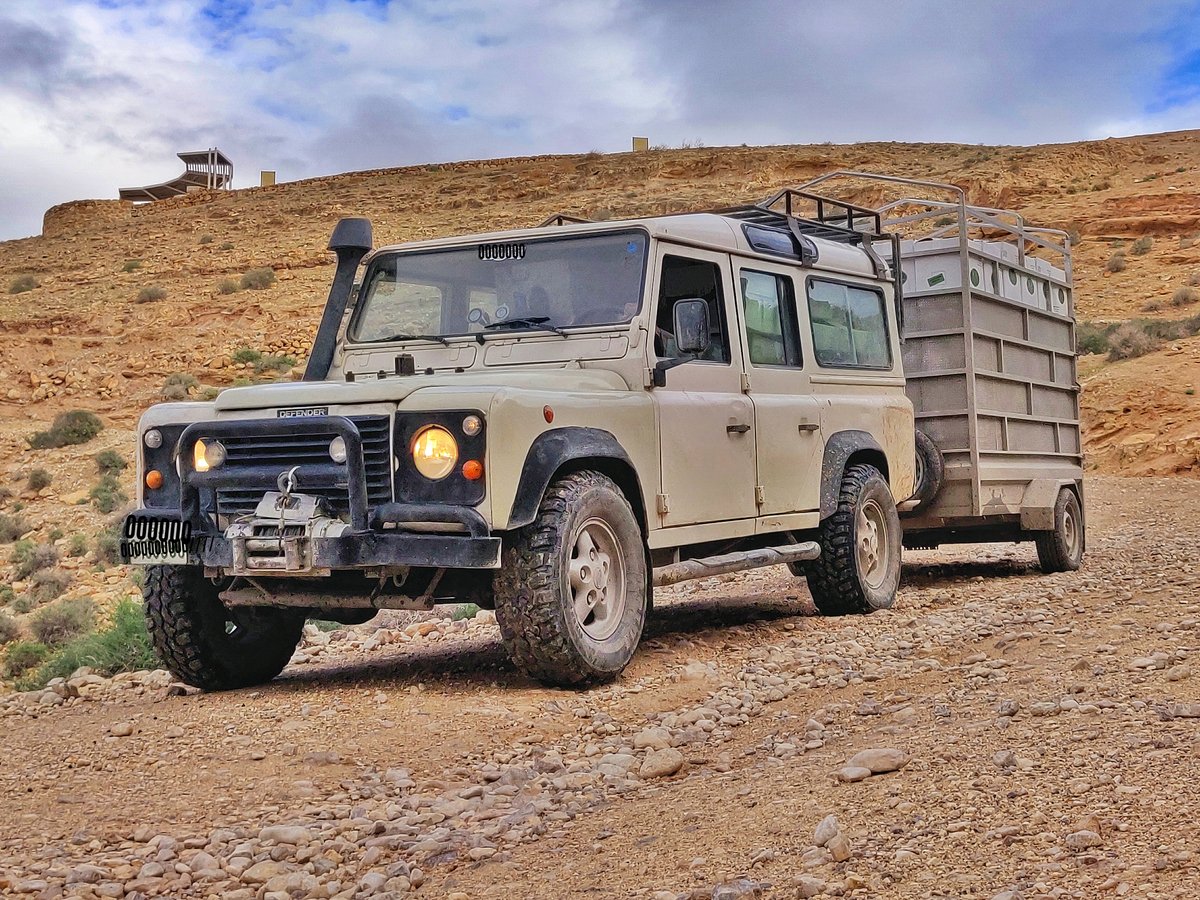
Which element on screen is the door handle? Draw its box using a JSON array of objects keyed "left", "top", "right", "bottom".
[
  {"left": 726, "top": 423, "right": 751, "bottom": 434},
  {"left": 798, "top": 422, "right": 819, "bottom": 433}
]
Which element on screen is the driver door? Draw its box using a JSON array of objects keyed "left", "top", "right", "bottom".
[{"left": 653, "top": 247, "right": 758, "bottom": 528}]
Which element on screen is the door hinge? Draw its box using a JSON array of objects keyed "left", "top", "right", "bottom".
[
  {"left": 754, "top": 485, "right": 765, "bottom": 507},
  {"left": 740, "top": 372, "right": 752, "bottom": 393},
  {"left": 656, "top": 493, "right": 670, "bottom": 515}
]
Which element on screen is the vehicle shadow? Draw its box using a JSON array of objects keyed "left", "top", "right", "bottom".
[{"left": 901, "top": 557, "right": 1041, "bottom": 587}]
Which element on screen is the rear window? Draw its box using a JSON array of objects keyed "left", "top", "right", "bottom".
[{"left": 807, "top": 279, "right": 891, "bottom": 369}]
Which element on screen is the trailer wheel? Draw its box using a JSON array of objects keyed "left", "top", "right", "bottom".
[
  {"left": 494, "top": 471, "right": 647, "bottom": 687},
  {"left": 144, "top": 565, "right": 305, "bottom": 691},
  {"left": 910, "top": 430, "right": 944, "bottom": 511},
  {"left": 806, "top": 464, "right": 901, "bottom": 615},
  {"left": 1035, "top": 488, "right": 1084, "bottom": 573}
]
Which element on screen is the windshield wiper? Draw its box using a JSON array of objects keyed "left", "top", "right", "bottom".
[
  {"left": 483, "top": 316, "right": 568, "bottom": 337},
  {"left": 374, "top": 332, "right": 450, "bottom": 346}
]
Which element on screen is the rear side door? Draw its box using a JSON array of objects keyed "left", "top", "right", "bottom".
[
  {"left": 653, "top": 247, "right": 758, "bottom": 527},
  {"left": 734, "top": 262, "right": 825, "bottom": 516}
]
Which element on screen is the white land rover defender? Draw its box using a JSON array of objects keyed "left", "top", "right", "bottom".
[{"left": 124, "top": 172, "right": 1082, "bottom": 690}]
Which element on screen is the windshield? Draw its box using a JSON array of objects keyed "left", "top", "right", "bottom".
[{"left": 350, "top": 230, "right": 649, "bottom": 342}]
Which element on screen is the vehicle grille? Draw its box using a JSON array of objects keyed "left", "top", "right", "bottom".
[{"left": 215, "top": 415, "right": 392, "bottom": 517}]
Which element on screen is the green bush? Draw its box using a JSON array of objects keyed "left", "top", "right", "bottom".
[
  {"left": 0, "top": 513, "right": 29, "bottom": 543},
  {"left": 0, "top": 611, "right": 19, "bottom": 646},
  {"left": 29, "top": 569, "right": 72, "bottom": 604},
  {"left": 232, "top": 347, "right": 263, "bottom": 364},
  {"left": 0, "top": 585, "right": 14, "bottom": 606},
  {"left": 94, "top": 449, "right": 127, "bottom": 476},
  {"left": 27, "top": 468, "right": 51, "bottom": 491},
  {"left": 90, "top": 474, "right": 128, "bottom": 514},
  {"left": 67, "top": 534, "right": 88, "bottom": 557},
  {"left": 11, "top": 541, "right": 59, "bottom": 580},
  {"left": 9, "top": 274, "right": 39, "bottom": 294},
  {"left": 95, "top": 525, "right": 122, "bottom": 565},
  {"left": 240, "top": 267, "right": 276, "bottom": 290},
  {"left": 1131, "top": 236, "right": 1154, "bottom": 256},
  {"left": 29, "top": 597, "right": 95, "bottom": 646},
  {"left": 451, "top": 603, "right": 480, "bottom": 621},
  {"left": 255, "top": 354, "right": 296, "bottom": 375},
  {"left": 162, "top": 372, "right": 198, "bottom": 401},
  {"left": 1076, "top": 322, "right": 1113, "bottom": 356},
  {"left": 17, "top": 599, "right": 156, "bottom": 689},
  {"left": 122, "top": 259, "right": 142, "bottom": 273},
  {"left": 136, "top": 285, "right": 168, "bottom": 303},
  {"left": 1108, "top": 322, "right": 1160, "bottom": 361},
  {"left": 49, "top": 527, "right": 63, "bottom": 542},
  {"left": 1105, "top": 253, "right": 1127, "bottom": 274},
  {"left": 12, "top": 596, "right": 32, "bottom": 614},
  {"left": 28, "top": 410, "right": 103, "bottom": 449},
  {"left": 217, "top": 278, "right": 239, "bottom": 295},
  {"left": 199, "top": 233, "right": 214, "bottom": 244},
  {"left": 3, "top": 641, "right": 49, "bottom": 678}
]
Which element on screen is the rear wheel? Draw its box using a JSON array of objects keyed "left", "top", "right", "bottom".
[
  {"left": 494, "top": 471, "right": 647, "bottom": 687},
  {"left": 910, "top": 430, "right": 944, "bottom": 512},
  {"left": 806, "top": 464, "right": 901, "bottom": 615},
  {"left": 1035, "top": 488, "right": 1084, "bottom": 572},
  {"left": 144, "top": 566, "right": 305, "bottom": 691}
]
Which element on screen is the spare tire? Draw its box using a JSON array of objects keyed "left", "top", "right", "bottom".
[{"left": 910, "top": 429, "right": 944, "bottom": 512}]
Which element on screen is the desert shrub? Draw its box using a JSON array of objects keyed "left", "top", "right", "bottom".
[
  {"left": 1075, "top": 322, "right": 1113, "bottom": 356},
  {"left": 30, "top": 569, "right": 72, "bottom": 604},
  {"left": 218, "top": 241, "right": 234, "bottom": 251},
  {"left": 29, "top": 598, "right": 95, "bottom": 647},
  {"left": 1131, "top": 236, "right": 1154, "bottom": 256},
  {"left": 28, "top": 410, "right": 103, "bottom": 449},
  {"left": 1190, "top": 272, "right": 1200, "bottom": 287},
  {"left": 0, "top": 611, "right": 19, "bottom": 646},
  {"left": 1172, "top": 287, "right": 1199, "bottom": 307},
  {"left": 90, "top": 474, "right": 128, "bottom": 514},
  {"left": 9, "top": 274, "right": 38, "bottom": 294},
  {"left": 1066, "top": 229, "right": 1082, "bottom": 246},
  {"left": 67, "top": 534, "right": 88, "bottom": 557},
  {"left": 199, "top": 233, "right": 214, "bottom": 244},
  {"left": 27, "top": 468, "right": 51, "bottom": 491},
  {"left": 11, "top": 541, "right": 59, "bottom": 580},
  {"left": 217, "top": 277, "right": 239, "bottom": 295},
  {"left": 95, "top": 525, "right": 122, "bottom": 565},
  {"left": 0, "top": 513, "right": 29, "bottom": 543},
  {"left": 161, "top": 372, "right": 198, "bottom": 401},
  {"left": 0, "top": 585, "right": 13, "bottom": 606},
  {"left": 240, "top": 267, "right": 276, "bottom": 290},
  {"left": 232, "top": 347, "right": 262, "bottom": 364},
  {"left": 451, "top": 603, "right": 480, "bottom": 621},
  {"left": 94, "top": 449, "right": 127, "bottom": 476},
  {"left": 255, "top": 354, "right": 296, "bottom": 375},
  {"left": 1142, "top": 300, "right": 1162, "bottom": 312},
  {"left": 122, "top": 259, "right": 142, "bottom": 272},
  {"left": 18, "top": 599, "right": 156, "bottom": 689},
  {"left": 3, "top": 641, "right": 49, "bottom": 678},
  {"left": 199, "top": 386, "right": 221, "bottom": 401},
  {"left": 12, "top": 596, "right": 31, "bottom": 614},
  {"left": 1107, "top": 323, "right": 1160, "bottom": 361},
  {"left": 1105, "top": 253, "right": 1127, "bottom": 273},
  {"left": 136, "top": 285, "right": 168, "bottom": 303}
]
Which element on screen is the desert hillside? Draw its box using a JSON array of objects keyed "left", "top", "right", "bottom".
[{"left": 0, "top": 133, "right": 1198, "bottom": 617}]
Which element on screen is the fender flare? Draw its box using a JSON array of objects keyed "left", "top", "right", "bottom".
[
  {"left": 507, "top": 427, "right": 646, "bottom": 531},
  {"left": 820, "top": 430, "right": 887, "bottom": 520}
]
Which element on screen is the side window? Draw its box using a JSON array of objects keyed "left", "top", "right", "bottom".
[
  {"left": 740, "top": 270, "right": 801, "bottom": 367},
  {"left": 807, "top": 279, "right": 892, "bottom": 369},
  {"left": 655, "top": 255, "right": 730, "bottom": 363}
]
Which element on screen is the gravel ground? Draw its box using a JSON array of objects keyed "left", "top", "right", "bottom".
[{"left": 1, "top": 475, "right": 1197, "bottom": 900}]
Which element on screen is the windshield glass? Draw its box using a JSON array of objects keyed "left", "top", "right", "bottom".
[{"left": 350, "top": 230, "right": 649, "bottom": 342}]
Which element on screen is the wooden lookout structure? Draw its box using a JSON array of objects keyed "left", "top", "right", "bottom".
[{"left": 119, "top": 148, "right": 233, "bottom": 201}]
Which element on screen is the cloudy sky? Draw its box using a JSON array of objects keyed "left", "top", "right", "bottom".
[{"left": 2, "top": 0, "right": 1199, "bottom": 241}]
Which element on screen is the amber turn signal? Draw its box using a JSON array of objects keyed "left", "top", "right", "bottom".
[
  {"left": 145, "top": 469, "right": 164, "bottom": 490},
  {"left": 543, "top": 405, "right": 554, "bottom": 423},
  {"left": 462, "top": 459, "right": 484, "bottom": 481}
]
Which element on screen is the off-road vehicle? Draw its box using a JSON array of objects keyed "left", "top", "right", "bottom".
[{"left": 123, "top": 171, "right": 1082, "bottom": 690}]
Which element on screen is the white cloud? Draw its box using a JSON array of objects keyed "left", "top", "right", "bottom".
[{"left": 0, "top": 0, "right": 1196, "bottom": 240}]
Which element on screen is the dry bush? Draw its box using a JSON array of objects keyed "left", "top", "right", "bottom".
[
  {"left": 1107, "top": 323, "right": 1160, "bottom": 361},
  {"left": 27, "top": 469, "right": 51, "bottom": 491},
  {"left": 1105, "top": 253, "right": 1127, "bottom": 273},
  {"left": 9, "top": 274, "right": 38, "bottom": 294},
  {"left": 29, "top": 598, "right": 95, "bottom": 647},
  {"left": 29, "top": 569, "right": 72, "bottom": 604},
  {"left": 1172, "top": 287, "right": 1199, "bottom": 307},
  {"left": 136, "top": 285, "right": 168, "bottom": 303},
  {"left": 240, "top": 267, "right": 276, "bottom": 290},
  {"left": 28, "top": 410, "right": 103, "bottom": 449},
  {"left": 1131, "top": 236, "right": 1154, "bottom": 256}
]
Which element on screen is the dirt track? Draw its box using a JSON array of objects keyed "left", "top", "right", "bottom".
[{"left": 3, "top": 474, "right": 1198, "bottom": 899}]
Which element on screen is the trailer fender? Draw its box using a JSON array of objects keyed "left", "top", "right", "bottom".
[
  {"left": 1020, "top": 479, "right": 1080, "bottom": 531},
  {"left": 820, "top": 431, "right": 888, "bottom": 520}
]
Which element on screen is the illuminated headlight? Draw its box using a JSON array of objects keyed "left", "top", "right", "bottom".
[
  {"left": 462, "top": 415, "right": 483, "bottom": 437},
  {"left": 143, "top": 428, "right": 163, "bottom": 449},
  {"left": 411, "top": 425, "right": 458, "bottom": 480},
  {"left": 193, "top": 438, "right": 227, "bottom": 473},
  {"left": 329, "top": 435, "right": 348, "bottom": 464}
]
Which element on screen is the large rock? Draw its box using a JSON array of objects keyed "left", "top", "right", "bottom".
[
  {"left": 640, "top": 747, "right": 685, "bottom": 779},
  {"left": 845, "top": 748, "right": 909, "bottom": 774}
]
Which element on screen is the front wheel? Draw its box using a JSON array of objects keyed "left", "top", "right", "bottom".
[
  {"left": 143, "top": 566, "right": 305, "bottom": 690},
  {"left": 806, "top": 464, "right": 901, "bottom": 615},
  {"left": 1035, "top": 488, "right": 1084, "bottom": 573},
  {"left": 494, "top": 471, "right": 647, "bottom": 687}
]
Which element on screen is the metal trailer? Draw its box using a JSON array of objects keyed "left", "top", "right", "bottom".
[{"left": 798, "top": 172, "right": 1084, "bottom": 559}]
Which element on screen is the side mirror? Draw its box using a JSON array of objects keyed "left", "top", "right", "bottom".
[{"left": 673, "top": 298, "right": 711, "bottom": 355}]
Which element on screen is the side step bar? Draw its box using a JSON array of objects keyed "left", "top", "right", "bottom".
[{"left": 651, "top": 541, "right": 820, "bottom": 588}]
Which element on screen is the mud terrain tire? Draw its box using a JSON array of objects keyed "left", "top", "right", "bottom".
[
  {"left": 494, "top": 471, "right": 647, "bottom": 687},
  {"left": 1036, "top": 487, "right": 1085, "bottom": 573},
  {"left": 144, "top": 565, "right": 305, "bottom": 691},
  {"left": 911, "top": 429, "right": 944, "bottom": 512},
  {"left": 807, "top": 464, "right": 901, "bottom": 615}
]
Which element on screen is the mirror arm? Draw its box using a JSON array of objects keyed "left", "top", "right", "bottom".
[{"left": 650, "top": 354, "right": 697, "bottom": 388}]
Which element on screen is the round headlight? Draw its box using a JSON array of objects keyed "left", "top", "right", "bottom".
[
  {"left": 193, "top": 438, "right": 226, "bottom": 473},
  {"left": 329, "top": 435, "right": 348, "bottom": 464},
  {"left": 462, "top": 415, "right": 482, "bottom": 437},
  {"left": 143, "top": 428, "right": 163, "bottom": 449},
  {"left": 411, "top": 426, "right": 458, "bottom": 480}
]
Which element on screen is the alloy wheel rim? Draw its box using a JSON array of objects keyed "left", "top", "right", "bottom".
[
  {"left": 569, "top": 517, "right": 626, "bottom": 642},
  {"left": 857, "top": 498, "right": 891, "bottom": 589}
]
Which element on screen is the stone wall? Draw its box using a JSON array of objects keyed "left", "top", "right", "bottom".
[{"left": 42, "top": 199, "right": 134, "bottom": 238}]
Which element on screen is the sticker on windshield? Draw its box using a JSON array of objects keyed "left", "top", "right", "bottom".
[{"left": 478, "top": 242, "right": 525, "bottom": 261}]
